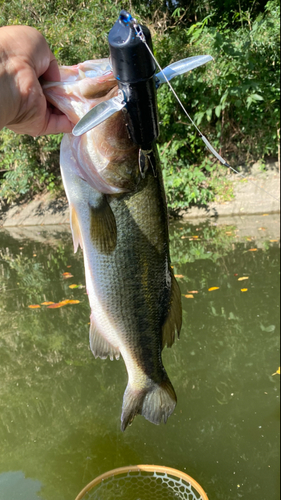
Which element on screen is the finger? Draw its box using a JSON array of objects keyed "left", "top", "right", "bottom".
[
  {"left": 43, "top": 113, "right": 73, "bottom": 135},
  {"left": 42, "top": 55, "right": 61, "bottom": 82}
]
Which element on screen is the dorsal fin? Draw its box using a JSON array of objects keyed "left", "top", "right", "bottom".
[{"left": 162, "top": 271, "right": 182, "bottom": 348}]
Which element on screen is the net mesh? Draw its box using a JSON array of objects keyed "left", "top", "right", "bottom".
[{"left": 78, "top": 468, "right": 207, "bottom": 500}]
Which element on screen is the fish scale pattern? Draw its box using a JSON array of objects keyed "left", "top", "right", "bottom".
[{"left": 81, "top": 470, "right": 205, "bottom": 500}]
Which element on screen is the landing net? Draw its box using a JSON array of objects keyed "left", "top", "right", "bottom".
[{"left": 75, "top": 464, "right": 209, "bottom": 500}]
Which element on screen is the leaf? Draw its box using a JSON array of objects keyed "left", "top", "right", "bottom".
[
  {"left": 206, "top": 107, "right": 212, "bottom": 122},
  {"left": 248, "top": 248, "right": 257, "bottom": 252},
  {"left": 62, "top": 272, "right": 74, "bottom": 278},
  {"left": 251, "top": 93, "right": 264, "bottom": 101},
  {"left": 211, "top": 306, "right": 217, "bottom": 316},
  {"left": 28, "top": 304, "right": 40, "bottom": 309},
  {"left": 69, "top": 284, "right": 78, "bottom": 289},
  {"left": 47, "top": 299, "right": 80, "bottom": 308},
  {"left": 208, "top": 287, "right": 219, "bottom": 291},
  {"left": 47, "top": 302, "right": 65, "bottom": 308},
  {"left": 41, "top": 301, "right": 55, "bottom": 305},
  {"left": 246, "top": 93, "right": 264, "bottom": 109},
  {"left": 260, "top": 324, "right": 276, "bottom": 333},
  {"left": 194, "top": 110, "right": 205, "bottom": 125},
  {"left": 215, "top": 105, "right": 222, "bottom": 118},
  {"left": 270, "top": 239, "right": 279, "bottom": 242},
  {"left": 238, "top": 277, "right": 249, "bottom": 281},
  {"left": 187, "top": 290, "right": 198, "bottom": 294},
  {"left": 241, "top": 288, "right": 248, "bottom": 292},
  {"left": 174, "top": 274, "right": 184, "bottom": 278},
  {"left": 184, "top": 294, "right": 194, "bottom": 298},
  {"left": 272, "top": 367, "right": 280, "bottom": 376}
]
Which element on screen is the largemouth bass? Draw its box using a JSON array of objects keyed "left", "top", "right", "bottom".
[{"left": 43, "top": 59, "right": 182, "bottom": 431}]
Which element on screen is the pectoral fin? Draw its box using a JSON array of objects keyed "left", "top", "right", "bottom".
[
  {"left": 89, "top": 319, "right": 120, "bottom": 361},
  {"left": 70, "top": 205, "right": 83, "bottom": 253},
  {"left": 89, "top": 196, "right": 117, "bottom": 254},
  {"left": 162, "top": 272, "right": 182, "bottom": 348}
]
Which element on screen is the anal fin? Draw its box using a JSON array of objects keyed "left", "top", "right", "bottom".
[
  {"left": 162, "top": 271, "right": 182, "bottom": 348},
  {"left": 89, "top": 319, "right": 120, "bottom": 361}
]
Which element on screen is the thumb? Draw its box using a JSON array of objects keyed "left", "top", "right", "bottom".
[{"left": 42, "top": 55, "right": 61, "bottom": 82}]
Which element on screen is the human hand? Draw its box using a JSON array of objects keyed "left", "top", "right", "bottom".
[{"left": 0, "top": 25, "right": 72, "bottom": 136}]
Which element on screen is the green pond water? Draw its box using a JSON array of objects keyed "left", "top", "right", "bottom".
[{"left": 0, "top": 215, "right": 280, "bottom": 500}]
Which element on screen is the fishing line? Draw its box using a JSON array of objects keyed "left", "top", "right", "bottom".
[{"left": 133, "top": 22, "right": 280, "bottom": 203}]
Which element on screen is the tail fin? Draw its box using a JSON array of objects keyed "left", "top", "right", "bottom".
[{"left": 121, "top": 379, "right": 177, "bottom": 431}]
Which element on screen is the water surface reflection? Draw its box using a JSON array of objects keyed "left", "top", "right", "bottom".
[{"left": 0, "top": 215, "right": 279, "bottom": 500}]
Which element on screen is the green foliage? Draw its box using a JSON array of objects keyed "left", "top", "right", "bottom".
[
  {"left": 0, "top": 1, "right": 124, "bottom": 203},
  {"left": 0, "top": 223, "right": 279, "bottom": 500},
  {"left": 160, "top": 143, "right": 234, "bottom": 210},
  {"left": 186, "top": 0, "right": 280, "bottom": 162},
  {"left": 0, "top": 129, "right": 63, "bottom": 202},
  {"left": 169, "top": 221, "right": 238, "bottom": 265},
  {"left": 0, "top": 0, "right": 279, "bottom": 208},
  {"left": 156, "top": 0, "right": 280, "bottom": 204}
]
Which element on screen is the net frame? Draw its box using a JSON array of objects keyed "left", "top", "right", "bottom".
[{"left": 75, "top": 464, "right": 209, "bottom": 500}]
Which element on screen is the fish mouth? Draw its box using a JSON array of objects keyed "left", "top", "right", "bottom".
[{"left": 42, "top": 60, "right": 119, "bottom": 125}]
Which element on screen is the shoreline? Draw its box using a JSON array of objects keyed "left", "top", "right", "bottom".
[{"left": 0, "top": 163, "right": 279, "bottom": 228}]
